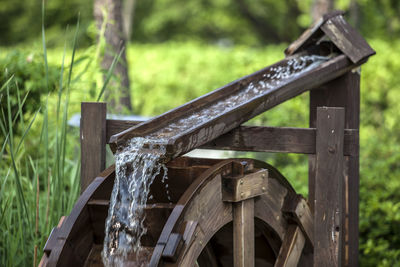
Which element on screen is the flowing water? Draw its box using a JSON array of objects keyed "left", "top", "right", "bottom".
[
  {"left": 102, "top": 54, "right": 330, "bottom": 266},
  {"left": 102, "top": 138, "right": 167, "bottom": 266}
]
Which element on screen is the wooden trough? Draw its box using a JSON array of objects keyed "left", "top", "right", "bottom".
[{"left": 40, "top": 11, "right": 374, "bottom": 267}]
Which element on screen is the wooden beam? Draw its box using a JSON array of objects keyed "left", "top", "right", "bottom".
[
  {"left": 313, "top": 107, "right": 344, "bottom": 267},
  {"left": 80, "top": 102, "right": 106, "bottom": 192},
  {"left": 106, "top": 120, "right": 358, "bottom": 156},
  {"left": 202, "top": 126, "right": 357, "bottom": 156},
  {"left": 274, "top": 225, "right": 306, "bottom": 267},
  {"left": 309, "top": 72, "right": 360, "bottom": 266},
  {"left": 233, "top": 198, "right": 254, "bottom": 267}
]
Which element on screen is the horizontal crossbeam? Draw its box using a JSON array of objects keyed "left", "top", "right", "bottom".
[{"left": 106, "top": 120, "right": 358, "bottom": 156}]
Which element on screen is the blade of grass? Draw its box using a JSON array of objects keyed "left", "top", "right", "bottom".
[
  {"left": 97, "top": 46, "right": 125, "bottom": 102},
  {"left": 0, "top": 75, "right": 14, "bottom": 94}
]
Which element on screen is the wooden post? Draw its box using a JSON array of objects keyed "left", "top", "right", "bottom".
[
  {"left": 313, "top": 107, "right": 345, "bottom": 266},
  {"left": 309, "top": 71, "right": 360, "bottom": 266},
  {"left": 233, "top": 198, "right": 254, "bottom": 267},
  {"left": 80, "top": 102, "right": 107, "bottom": 193}
]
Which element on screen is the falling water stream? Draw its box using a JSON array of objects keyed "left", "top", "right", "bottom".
[{"left": 102, "top": 54, "right": 331, "bottom": 266}]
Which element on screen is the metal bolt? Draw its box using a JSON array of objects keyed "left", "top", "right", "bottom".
[
  {"left": 262, "top": 186, "right": 266, "bottom": 192},
  {"left": 262, "top": 173, "right": 266, "bottom": 179},
  {"left": 240, "top": 179, "right": 243, "bottom": 185},
  {"left": 240, "top": 192, "right": 244, "bottom": 197}
]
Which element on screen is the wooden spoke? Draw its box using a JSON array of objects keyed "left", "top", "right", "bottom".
[
  {"left": 274, "top": 225, "right": 306, "bottom": 267},
  {"left": 233, "top": 199, "right": 255, "bottom": 267}
]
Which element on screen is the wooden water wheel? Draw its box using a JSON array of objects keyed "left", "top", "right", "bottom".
[{"left": 40, "top": 157, "right": 313, "bottom": 267}]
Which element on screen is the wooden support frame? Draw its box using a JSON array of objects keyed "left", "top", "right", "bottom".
[
  {"left": 80, "top": 99, "right": 357, "bottom": 267},
  {"left": 309, "top": 71, "right": 360, "bottom": 266},
  {"left": 80, "top": 102, "right": 107, "bottom": 192},
  {"left": 314, "top": 107, "right": 345, "bottom": 266},
  {"left": 233, "top": 199, "right": 255, "bottom": 267}
]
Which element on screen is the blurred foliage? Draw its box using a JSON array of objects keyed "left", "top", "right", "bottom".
[
  {"left": 1, "top": 0, "right": 400, "bottom": 46},
  {"left": 0, "top": 50, "right": 59, "bottom": 136},
  {"left": 0, "top": 0, "right": 92, "bottom": 46}
]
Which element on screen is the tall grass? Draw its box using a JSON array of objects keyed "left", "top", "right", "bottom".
[{"left": 0, "top": 7, "right": 81, "bottom": 267}]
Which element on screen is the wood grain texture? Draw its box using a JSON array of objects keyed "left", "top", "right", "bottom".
[
  {"left": 321, "top": 15, "right": 375, "bottom": 64},
  {"left": 80, "top": 102, "right": 107, "bottom": 192},
  {"left": 222, "top": 169, "right": 268, "bottom": 202},
  {"left": 314, "top": 107, "right": 344, "bottom": 267},
  {"left": 233, "top": 198, "right": 254, "bottom": 267},
  {"left": 202, "top": 126, "right": 358, "bottom": 156},
  {"left": 285, "top": 10, "right": 344, "bottom": 56},
  {"left": 274, "top": 225, "right": 306, "bottom": 267},
  {"left": 309, "top": 72, "right": 360, "bottom": 266},
  {"left": 282, "top": 195, "right": 314, "bottom": 248},
  {"left": 106, "top": 119, "right": 358, "bottom": 156}
]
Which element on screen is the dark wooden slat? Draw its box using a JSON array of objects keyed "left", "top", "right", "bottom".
[
  {"left": 321, "top": 15, "right": 375, "bottom": 64},
  {"left": 285, "top": 10, "right": 344, "bottom": 56},
  {"left": 314, "top": 107, "right": 344, "bottom": 267},
  {"left": 80, "top": 102, "right": 107, "bottom": 192},
  {"left": 233, "top": 198, "right": 254, "bottom": 267},
  {"left": 201, "top": 126, "right": 358, "bottom": 156},
  {"left": 282, "top": 195, "right": 314, "bottom": 248},
  {"left": 106, "top": 119, "right": 358, "bottom": 156},
  {"left": 274, "top": 224, "right": 306, "bottom": 267},
  {"left": 106, "top": 119, "right": 141, "bottom": 142},
  {"left": 309, "top": 72, "right": 360, "bottom": 266}
]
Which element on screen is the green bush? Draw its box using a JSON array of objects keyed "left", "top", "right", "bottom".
[{"left": 0, "top": 50, "right": 59, "bottom": 137}]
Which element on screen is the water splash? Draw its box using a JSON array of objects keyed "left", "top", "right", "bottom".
[{"left": 102, "top": 137, "right": 167, "bottom": 266}]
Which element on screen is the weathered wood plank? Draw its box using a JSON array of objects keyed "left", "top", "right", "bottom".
[
  {"left": 282, "top": 195, "right": 314, "bottom": 248},
  {"left": 201, "top": 126, "right": 358, "bottom": 156},
  {"left": 106, "top": 119, "right": 358, "bottom": 156},
  {"left": 285, "top": 10, "right": 344, "bottom": 56},
  {"left": 314, "top": 107, "right": 344, "bottom": 267},
  {"left": 233, "top": 198, "right": 254, "bottom": 267},
  {"left": 274, "top": 224, "right": 306, "bottom": 267},
  {"left": 80, "top": 102, "right": 107, "bottom": 192},
  {"left": 321, "top": 15, "right": 375, "bottom": 64},
  {"left": 222, "top": 169, "right": 268, "bottom": 202},
  {"left": 106, "top": 119, "right": 141, "bottom": 142},
  {"left": 309, "top": 71, "right": 360, "bottom": 266}
]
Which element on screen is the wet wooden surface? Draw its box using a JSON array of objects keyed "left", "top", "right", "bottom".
[{"left": 109, "top": 54, "right": 357, "bottom": 160}]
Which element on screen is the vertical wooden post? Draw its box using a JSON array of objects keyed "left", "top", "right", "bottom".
[
  {"left": 314, "top": 107, "right": 345, "bottom": 266},
  {"left": 80, "top": 102, "right": 107, "bottom": 193},
  {"left": 309, "top": 71, "right": 360, "bottom": 266},
  {"left": 233, "top": 198, "right": 254, "bottom": 267}
]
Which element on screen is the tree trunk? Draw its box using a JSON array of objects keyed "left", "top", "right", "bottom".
[
  {"left": 349, "top": 0, "right": 360, "bottom": 29},
  {"left": 122, "top": 0, "right": 136, "bottom": 41},
  {"left": 94, "top": 0, "right": 132, "bottom": 112},
  {"left": 312, "top": 0, "right": 334, "bottom": 22}
]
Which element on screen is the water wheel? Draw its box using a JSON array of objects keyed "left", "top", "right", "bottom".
[{"left": 40, "top": 157, "right": 313, "bottom": 267}]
